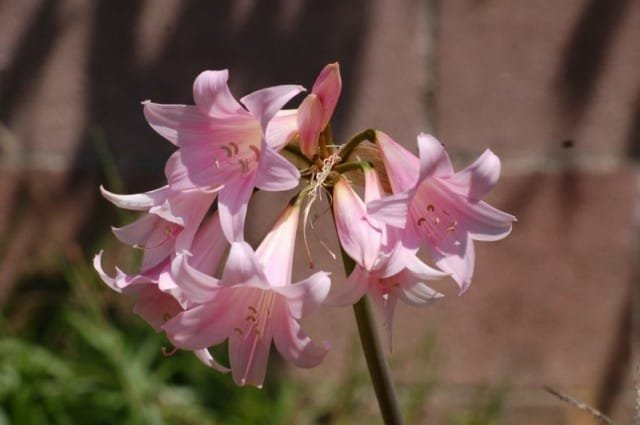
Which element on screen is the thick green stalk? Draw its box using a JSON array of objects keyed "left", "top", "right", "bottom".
[{"left": 341, "top": 253, "right": 405, "bottom": 425}]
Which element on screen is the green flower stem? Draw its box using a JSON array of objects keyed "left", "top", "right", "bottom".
[
  {"left": 340, "top": 252, "right": 405, "bottom": 425},
  {"left": 332, "top": 160, "right": 372, "bottom": 175},
  {"left": 339, "top": 128, "right": 376, "bottom": 162}
]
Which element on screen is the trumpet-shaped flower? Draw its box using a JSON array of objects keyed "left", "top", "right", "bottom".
[
  {"left": 297, "top": 63, "right": 342, "bottom": 158},
  {"left": 369, "top": 132, "right": 516, "bottom": 292},
  {"left": 164, "top": 204, "right": 331, "bottom": 387},
  {"left": 331, "top": 167, "right": 447, "bottom": 345},
  {"left": 95, "top": 211, "right": 230, "bottom": 372},
  {"left": 144, "top": 70, "right": 304, "bottom": 242}
]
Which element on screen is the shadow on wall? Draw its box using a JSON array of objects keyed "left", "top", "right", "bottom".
[{"left": 0, "top": 0, "right": 371, "bottom": 299}]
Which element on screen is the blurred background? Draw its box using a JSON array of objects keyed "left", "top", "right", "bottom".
[{"left": 0, "top": 0, "right": 639, "bottom": 423}]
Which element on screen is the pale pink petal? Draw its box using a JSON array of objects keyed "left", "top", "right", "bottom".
[
  {"left": 171, "top": 253, "right": 220, "bottom": 304},
  {"left": 324, "top": 265, "right": 370, "bottom": 307},
  {"left": 297, "top": 94, "right": 323, "bottom": 158},
  {"left": 192, "top": 70, "right": 244, "bottom": 117},
  {"left": 255, "top": 205, "right": 299, "bottom": 284},
  {"left": 240, "top": 85, "right": 305, "bottom": 129},
  {"left": 397, "top": 281, "right": 444, "bottom": 307},
  {"left": 369, "top": 289, "right": 398, "bottom": 350},
  {"left": 221, "top": 242, "right": 267, "bottom": 288},
  {"left": 375, "top": 131, "right": 419, "bottom": 193},
  {"left": 133, "top": 285, "right": 183, "bottom": 331},
  {"left": 367, "top": 191, "right": 411, "bottom": 228},
  {"left": 430, "top": 181, "right": 515, "bottom": 242},
  {"left": 100, "top": 185, "right": 169, "bottom": 210},
  {"left": 111, "top": 213, "right": 158, "bottom": 246},
  {"left": 363, "top": 167, "right": 384, "bottom": 203},
  {"left": 254, "top": 144, "right": 300, "bottom": 192},
  {"left": 265, "top": 110, "right": 298, "bottom": 150},
  {"left": 404, "top": 256, "right": 449, "bottom": 281},
  {"left": 333, "top": 178, "right": 382, "bottom": 270},
  {"left": 218, "top": 172, "right": 257, "bottom": 242},
  {"left": 417, "top": 133, "right": 453, "bottom": 179},
  {"left": 163, "top": 298, "right": 239, "bottom": 350},
  {"left": 430, "top": 234, "right": 475, "bottom": 293},
  {"left": 272, "top": 301, "right": 328, "bottom": 368},
  {"left": 271, "top": 271, "right": 331, "bottom": 318},
  {"left": 93, "top": 251, "right": 119, "bottom": 292},
  {"left": 143, "top": 102, "right": 194, "bottom": 146},
  {"left": 193, "top": 348, "right": 230, "bottom": 373},
  {"left": 228, "top": 315, "right": 272, "bottom": 388},
  {"left": 188, "top": 213, "right": 228, "bottom": 274},
  {"left": 311, "top": 62, "right": 341, "bottom": 128},
  {"left": 444, "top": 149, "right": 501, "bottom": 200}
]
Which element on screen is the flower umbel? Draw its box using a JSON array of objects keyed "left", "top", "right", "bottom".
[{"left": 94, "top": 63, "right": 515, "bottom": 419}]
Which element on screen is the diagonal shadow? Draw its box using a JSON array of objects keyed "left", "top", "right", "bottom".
[{"left": 554, "top": 0, "right": 631, "bottom": 128}]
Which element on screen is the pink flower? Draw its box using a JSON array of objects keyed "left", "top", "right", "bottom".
[
  {"left": 144, "top": 70, "right": 305, "bottom": 242},
  {"left": 369, "top": 132, "right": 516, "bottom": 292},
  {"left": 164, "top": 204, "right": 331, "bottom": 387},
  {"left": 297, "top": 63, "right": 342, "bottom": 158},
  {"left": 95, "top": 210, "right": 230, "bottom": 372},
  {"left": 331, "top": 166, "right": 446, "bottom": 344}
]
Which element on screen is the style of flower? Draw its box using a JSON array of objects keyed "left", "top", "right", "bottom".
[
  {"left": 369, "top": 132, "right": 516, "bottom": 292},
  {"left": 331, "top": 166, "right": 446, "bottom": 345},
  {"left": 297, "top": 62, "right": 342, "bottom": 158},
  {"left": 144, "top": 70, "right": 305, "bottom": 242},
  {"left": 163, "top": 204, "right": 331, "bottom": 387}
]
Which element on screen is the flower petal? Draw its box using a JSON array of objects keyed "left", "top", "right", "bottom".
[
  {"left": 192, "top": 70, "right": 244, "bottom": 117},
  {"left": 312, "top": 62, "right": 341, "bottom": 129},
  {"left": 171, "top": 253, "right": 220, "bottom": 304},
  {"left": 240, "top": 85, "right": 305, "bottom": 129},
  {"left": 367, "top": 191, "right": 411, "bottom": 228},
  {"left": 272, "top": 301, "right": 328, "bottom": 368},
  {"left": 375, "top": 131, "right": 419, "bottom": 193},
  {"left": 333, "top": 177, "right": 382, "bottom": 270},
  {"left": 417, "top": 133, "right": 453, "bottom": 179},
  {"left": 143, "top": 102, "right": 193, "bottom": 146},
  {"left": 133, "top": 285, "right": 183, "bottom": 331},
  {"left": 163, "top": 298, "right": 239, "bottom": 350},
  {"left": 100, "top": 185, "right": 169, "bottom": 210},
  {"left": 272, "top": 271, "right": 331, "bottom": 318},
  {"left": 221, "top": 242, "right": 267, "bottom": 288},
  {"left": 255, "top": 205, "right": 299, "bottom": 284},
  {"left": 266, "top": 109, "right": 298, "bottom": 150},
  {"left": 228, "top": 314, "right": 272, "bottom": 388},
  {"left": 444, "top": 149, "right": 501, "bottom": 200},
  {"left": 218, "top": 172, "right": 257, "bottom": 242},
  {"left": 255, "top": 144, "right": 300, "bottom": 192},
  {"left": 324, "top": 265, "right": 370, "bottom": 307},
  {"left": 297, "top": 94, "right": 323, "bottom": 158},
  {"left": 193, "top": 348, "right": 230, "bottom": 373}
]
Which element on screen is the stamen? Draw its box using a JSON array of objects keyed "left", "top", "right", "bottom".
[
  {"left": 162, "top": 313, "right": 172, "bottom": 322},
  {"left": 249, "top": 145, "right": 260, "bottom": 161},
  {"left": 229, "top": 141, "right": 239, "bottom": 155},
  {"left": 162, "top": 346, "right": 178, "bottom": 356},
  {"left": 427, "top": 204, "right": 435, "bottom": 212},
  {"left": 234, "top": 327, "right": 244, "bottom": 335},
  {"left": 221, "top": 145, "right": 233, "bottom": 157},
  {"left": 417, "top": 217, "right": 426, "bottom": 226}
]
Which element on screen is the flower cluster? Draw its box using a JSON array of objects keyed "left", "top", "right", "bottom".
[{"left": 95, "top": 63, "right": 515, "bottom": 387}]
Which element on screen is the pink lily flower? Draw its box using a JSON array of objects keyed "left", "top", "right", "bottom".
[
  {"left": 144, "top": 69, "right": 305, "bottom": 242},
  {"left": 297, "top": 62, "right": 342, "bottom": 158},
  {"left": 331, "top": 167, "right": 446, "bottom": 345},
  {"left": 368, "top": 132, "right": 516, "bottom": 292},
  {"left": 163, "top": 204, "right": 331, "bottom": 388},
  {"left": 95, "top": 212, "right": 230, "bottom": 372}
]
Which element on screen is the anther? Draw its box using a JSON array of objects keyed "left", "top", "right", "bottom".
[
  {"left": 229, "top": 142, "right": 239, "bottom": 155},
  {"left": 417, "top": 217, "right": 426, "bottom": 226},
  {"left": 162, "top": 346, "right": 178, "bottom": 356},
  {"left": 246, "top": 315, "right": 257, "bottom": 322},
  {"left": 427, "top": 204, "right": 435, "bottom": 212},
  {"left": 221, "top": 145, "right": 233, "bottom": 157},
  {"left": 249, "top": 145, "right": 260, "bottom": 161},
  {"left": 248, "top": 306, "right": 258, "bottom": 314},
  {"left": 234, "top": 327, "right": 244, "bottom": 335}
]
